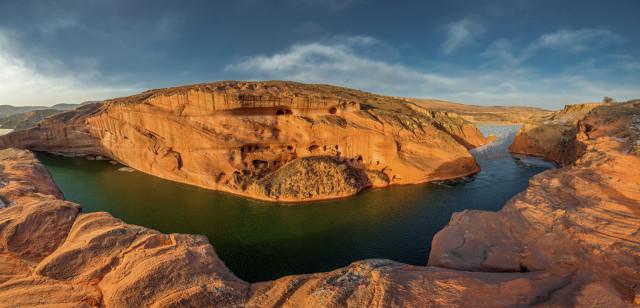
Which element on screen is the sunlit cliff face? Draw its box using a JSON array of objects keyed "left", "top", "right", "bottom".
[{"left": 0, "top": 81, "right": 491, "bottom": 201}]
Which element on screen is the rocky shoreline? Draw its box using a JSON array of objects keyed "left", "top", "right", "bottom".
[{"left": 0, "top": 101, "right": 638, "bottom": 306}]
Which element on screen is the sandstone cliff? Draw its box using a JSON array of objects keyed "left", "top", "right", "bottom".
[
  {"left": 0, "top": 148, "right": 616, "bottom": 307},
  {"left": 508, "top": 102, "right": 607, "bottom": 165},
  {"left": 431, "top": 101, "right": 640, "bottom": 306},
  {"left": 0, "top": 81, "right": 491, "bottom": 202}
]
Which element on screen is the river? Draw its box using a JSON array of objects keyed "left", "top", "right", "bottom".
[{"left": 37, "top": 125, "right": 554, "bottom": 282}]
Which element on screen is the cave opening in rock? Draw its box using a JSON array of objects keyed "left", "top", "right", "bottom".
[
  {"left": 276, "top": 108, "right": 292, "bottom": 116},
  {"left": 328, "top": 107, "right": 337, "bottom": 114},
  {"left": 252, "top": 159, "right": 268, "bottom": 169}
]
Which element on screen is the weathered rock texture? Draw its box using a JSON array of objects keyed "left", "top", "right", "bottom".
[
  {"left": 0, "top": 148, "right": 613, "bottom": 307},
  {"left": 508, "top": 102, "right": 607, "bottom": 165},
  {"left": 431, "top": 101, "right": 640, "bottom": 306},
  {"left": 0, "top": 149, "right": 249, "bottom": 307},
  {"left": 0, "top": 81, "right": 490, "bottom": 202}
]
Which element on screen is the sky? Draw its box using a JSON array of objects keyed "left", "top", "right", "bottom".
[{"left": 0, "top": 0, "right": 639, "bottom": 109}]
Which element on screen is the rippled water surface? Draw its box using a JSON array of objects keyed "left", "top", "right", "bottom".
[{"left": 38, "top": 125, "right": 553, "bottom": 282}]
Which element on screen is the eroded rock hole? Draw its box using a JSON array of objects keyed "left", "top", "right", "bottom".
[
  {"left": 329, "top": 107, "right": 337, "bottom": 114},
  {"left": 252, "top": 160, "right": 268, "bottom": 169},
  {"left": 276, "top": 108, "right": 292, "bottom": 116},
  {"left": 215, "top": 172, "right": 226, "bottom": 183}
]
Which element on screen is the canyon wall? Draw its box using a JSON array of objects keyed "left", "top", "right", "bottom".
[
  {"left": 0, "top": 103, "right": 638, "bottom": 306},
  {"left": 431, "top": 101, "right": 640, "bottom": 306},
  {"left": 0, "top": 81, "right": 491, "bottom": 202},
  {"left": 508, "top": 102, "right": 607, "bottom": 166},
  {"left": 0, "top": 148, "right": 612, "bottom": 307}
]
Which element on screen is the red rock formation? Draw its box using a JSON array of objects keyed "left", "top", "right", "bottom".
[
  {"left": 0, "top": 101, "right": 638, "bottom": 305},
  {"left": 431, "top": 101, "right": 640, "bottom": 306},
  {"left": 0, "top": 149, "right": 586, "bottom": 306},
  {"left": 509, "top": 102, "right": 606, "bottom": 166},
  {"left": 0, "top": 149, "right": 249, "bottom": 307},
  {"left": 0, "top": 81, "right": 491, "bottom": 202}
]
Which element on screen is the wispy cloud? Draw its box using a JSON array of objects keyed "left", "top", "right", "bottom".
[
  {"left": 0, "top": 32, "right": 137, "bottom": 106},
  {"left": 482, "top": 28, "right": 625, "bottom": 68},
  {"left": 532, "top": 28, "right": 623, "bottom": 52},
  {"left": 442, "top": 19, "right": 484, "bottom": 55},
  {"left": 226, "top": 34, "right": 639, "bottom": 108},
  {"left": 38, "top": 16, "right": 79, "bottom": 35},
  {"left": 225, "top": 36, "right": 459, "bottom": 94}
]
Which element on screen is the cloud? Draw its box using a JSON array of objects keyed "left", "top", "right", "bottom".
[
  {"left": 226, "top": 35, "right": 639, "bottom": 108},
  {"left": 225, "top": 36, "right": 459, "bottom": 94},
  {"left": 482, "top": 28, "right": 625, "bottom": 69},
  {"left": 442, "top": 19, "right": 484, "bottom": 55},
  {"left": 38, "top": 16, "right": 79, "bottom": 35},
  {"left": 0, "top": 32, "right": 137, "bottom": 106},
  {"left": 532, "top": 28, "right": 623, "bottom": 52}
]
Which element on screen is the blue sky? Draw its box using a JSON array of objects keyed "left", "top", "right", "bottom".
[{"left": 0, "top": 0, "right": 638, "bottom": 108}]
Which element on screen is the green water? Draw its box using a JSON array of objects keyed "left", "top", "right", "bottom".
[{"left": 37, "top": 125, "right": 553, "bottom": 282}]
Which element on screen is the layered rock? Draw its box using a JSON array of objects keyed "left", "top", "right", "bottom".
[
  {"left": 0, "top": 149, "right": 592, "bottom": 307},
  {"left": 0, "top": 81, "right": 490, "bottom": 202},
  {"left": 508, "top": 102, "right": 607, "bottom": 165},
  {"left": 431, "top": 101, "right": 640, "bottom": 306}
]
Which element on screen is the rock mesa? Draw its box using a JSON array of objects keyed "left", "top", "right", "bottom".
[{"left": 0, "top": 81, "right": 491, "bottom": 202}]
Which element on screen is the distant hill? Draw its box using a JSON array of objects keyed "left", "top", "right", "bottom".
[
  {"left": 0, "top": 109, "right": 62, "bottom": 130},
  {"left": 0, "top": 105, "right": 48, "bottom": 117},
  {"left": 403, "top": 98, "right": 551, "bottom": 124},
  {"left": 0, "top": 101, "right": 99, "bottom": 118},
  {"left": 0, "top": 101, "right": 100, "bottom": 130},
  {"left": 51, "top": 101, "right": 99, "bottom": 110}
]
